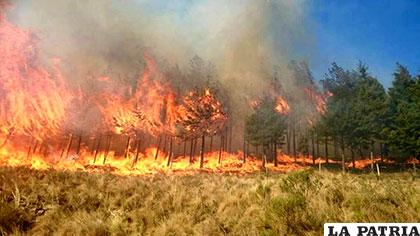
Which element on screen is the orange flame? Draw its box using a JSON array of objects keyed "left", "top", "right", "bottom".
[
  {"left": 1, "top": 6, "right": 399, "bottom": 176},
  {"left": 304, "top": 88, "right": 330, "bottom": 114},
  {"left": 275, "top": 96, "right": 290, "bottom": 114},
  {"left": 0, "top": 7, "right": 73, "bottom": 142}
]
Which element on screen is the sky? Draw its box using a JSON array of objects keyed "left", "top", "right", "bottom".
[
  {"left": 11, "top": 0, "right": 418, "bottom": 89},
  {"left": 309, "top": 0, "right": 420, "bottom": 88},
  {"left": 139, "top": 0, "right": 420, "bottom": 88}
]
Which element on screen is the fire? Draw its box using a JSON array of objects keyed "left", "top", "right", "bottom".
[
  {"left": 1, "top": 5, "right": 401, "bottom": 176},
  {"left": 275, "top": 96, "right": 290, "bottom": 114},
  {"left": 0, "top": 6, "right": 73, "bottom": 143},
  {"left": 249, "top": 100, "right": 260, "bottom": 109},
  {"left": 304, "top": 88, "right": 330, "bottom": 114},
  {"left": 177, "top": 88, "right": 227, "bottom": 136}
]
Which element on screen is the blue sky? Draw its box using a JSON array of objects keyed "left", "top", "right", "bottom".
[
  {"left": 309, "top": 0, "right": 420, "bottom": 88},
  {"left": 133, "top": 0, "right": 419, "bottom": 88}
]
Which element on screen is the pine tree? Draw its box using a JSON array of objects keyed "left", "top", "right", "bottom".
[
  {"left": 176, "top": 88, "right": 227, "bottom": 168},
  {"left": 245, "top": 96, "right": 287, "bottom": 167},
  {"left": 386, "top": 64, "right": 419, "bottom": 160},
  {"left": 349, "top": 63, "right": 387, "bottom": 158},
  {"left": 320, "top": 62, "right": 388, "bottom": 165}
]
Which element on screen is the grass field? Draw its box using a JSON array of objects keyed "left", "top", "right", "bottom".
[{"left": 0, "top": 167, "right": 419, "bottom": 235}]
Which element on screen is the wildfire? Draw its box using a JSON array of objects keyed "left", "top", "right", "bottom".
[
  {"left": 304, "top": 88, "right": 330, "bottom": 114},
  {"left": 249, "top": 100, "right": 260, "bottom": 110},
  {"left": 0, "top": 5, "right": 406, "bottom": 176},
  {"left": 275, "top": 96, "right": 290, "bottom": 114},
  {"left": 0, "top": 6, "right": 73, "bottom": 143}
]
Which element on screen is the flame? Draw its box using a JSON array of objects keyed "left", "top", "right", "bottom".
[
  {"left": 249, "top": 100, "right": 260, "bottom": 110},
  {"left": 304, "top": 88, "right": 330, "bottom": 114},
  {"left": 275, "top": 96, "right": 290, "bottom": 114},
  {"left": 96, "top": 52, "right": 179, "bottom": 137},
  {"left": 0, "top": 137, "right": 315, "bottom": 175},
  {"left": 0, "top": 6, "right": 405, "bottom": 176},
  {"left": 0, "top": 7, "right": 73, "bottom": 142},
  {"left": 177, "top": 88, "right": 227, "bottom": 137}
]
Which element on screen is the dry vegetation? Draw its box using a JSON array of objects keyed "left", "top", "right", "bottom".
[{"left": 0, "top": 167, "right": 419, "bottom": 235}]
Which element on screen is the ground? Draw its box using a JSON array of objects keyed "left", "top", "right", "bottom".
[{"left": 0, "top": 167, "right": 419, "bottom": 235}]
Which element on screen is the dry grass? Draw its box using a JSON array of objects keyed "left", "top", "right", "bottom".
[{"left": 0, "top": 167, "right": 419, "bottom": 235}]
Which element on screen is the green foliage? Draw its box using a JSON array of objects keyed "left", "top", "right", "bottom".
[
  {"left": 244, "top": 96, "right": 287, "bottom": 147},
  {"left": 279, "top": 169, "right": 320, "bottom": 195},
  {"left": 319, "top": 62, "right": 388, "bottom": 155},
  {"left": 317, "top": 62, "right": 420, "bottom": 162},
  {"left": 385, "top": 64, "right": 420, "bottom": 160},
  {"left": 320, "top": 63, "right": 358, "bottom": 151},
  {"left": 350, "top": 63, "right": 388, "bottom": 148}
]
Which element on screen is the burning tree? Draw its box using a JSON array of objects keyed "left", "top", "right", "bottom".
[
  {"left": 245, "top": 96, "right": 287, "bottom": 167},
  {"left": 177, "top": 88, "right": 227, "bottom": 168},
  {"left": 0, "top": 6, "right": 73, "bottom": 156}
]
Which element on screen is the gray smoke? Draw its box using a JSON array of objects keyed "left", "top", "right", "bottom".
[{"left": 8, "top": 0, "right": 311, "bottom": 148}]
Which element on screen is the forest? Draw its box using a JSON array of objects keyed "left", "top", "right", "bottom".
[{"left": 245, "top": 61, "right": 420, "bottom": 167}]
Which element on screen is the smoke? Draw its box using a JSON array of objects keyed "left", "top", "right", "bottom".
[{"left": 7, "top": 0, "right": 310, "bottom": 147}]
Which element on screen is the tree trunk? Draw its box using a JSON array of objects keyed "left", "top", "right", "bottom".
[
  {"left": 370, "top": 151, "right": 374, "bottom": 172},
  {"left": 59, "top": 137, "right": 66, "bottom": 159},
  {"left": 307, "top": 137, "right": 310, "bottom": 159},
  {"left": 76, "top": 133, "right": 82, "bottom": 155},
  {"left": 324, "top": 136, "right": 329, "bottom": 164},
  {"left": 334, "top": 138, "right": 338, "bottom": 160},
  {"left": 65, "top": 134, "right": 73, "bottom": 159},
  {"left": 274, "top": 141, "right": 278, "bottom": 167},
  {"left": 154, "top": 136, "right": 162, "bottom": 160},
  {"left": 90, "top": 136, "right": 96, "bottom": 155},
  {"left": 124, "top": 136, "right": 131, "bottom": 158},
  {"left": 193, "top": 138, "right": 198, "bottom": 162},
  {"left": 37, "top": 141, "right": 44, "bottom": 154},
  {"left": 292, "top": 125, "right": 296, "bottom": 160},
  {"left": 32, "top": 141, "right": 39, "bottom": 156},
  {"left": 243, "top": 137, "right": 246, "bottom": 163},
  {"left": 311, "top": 133, "right": 315, "bottom": 164},
  {"left": 286, "top": 129, "right": 290, "bottom": 155},
  {"left": 167, "top": 137, "right": 173, "bottom": 167},
  {"left": 93, "top": 135, "right": 102, "bottom": 164},
  {"left": 200, "top": 135, "right": 205, "bottom": 168},
  {"left": 247, "top": 142, "right": 250, "bottom": 159},
  {"left": 228, "top": 126, "right": 232, "bottom": 152},
  {"left": 0, "top": 129, "right": 13, "bottom": 149},
  {"left": 262, "top": 145, "right": 267, "bottom": 169},
  {"left": 379, "top": 142, "right": 383, "bottom": 161},
  {"left": 189, "top": 139, "right": 194, "bottom": 163},
  {"left": 341, "top": 136, "right": 345, "bottom": 172},
  {"left": 358, "top": 147, "right": 363, "bottom": 160},
  {"left": 103, "top": 135, "right": 112, "bottom": 164},
  {"left": 351, "top": 148, "right": 356, "bottom": 169},
  {"left": 183, "top": 140, "right": 187, "bottom": 158},
  {"left": 224, "top": 127, "right": 229, "bottom": 152},
  {"left": 316, "top": 134, "right": 320, "bottom": 160},
  {"left": 162, "top": 135, "right": 167, "bottom": 154},
  {"left": 382, "top": 143, "right": 387, "bottom": 161},
  {"left": 218, "top": 135, "right": 223, "bottom": 164},
  {"left": 27, "top": 139, "right": 34, "bottom": 159},
  {"left": 133, "top": 138, "right": 141, "bottom": 167},
  {"left": 256, "top": 145, "right": 259, "bottom": 158}
]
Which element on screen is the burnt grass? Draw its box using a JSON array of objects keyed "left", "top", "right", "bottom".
[{"left": 0, "top": 167, "right": 419, "bottom": 235}]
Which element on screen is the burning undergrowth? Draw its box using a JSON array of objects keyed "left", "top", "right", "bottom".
[{"left": 0, "top": 2, "right": 338, "bottom": 175}]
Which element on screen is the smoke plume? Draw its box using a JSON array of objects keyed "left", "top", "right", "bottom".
[{"left": 7, "top": 0, "right": 310, "bottom": 148}]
